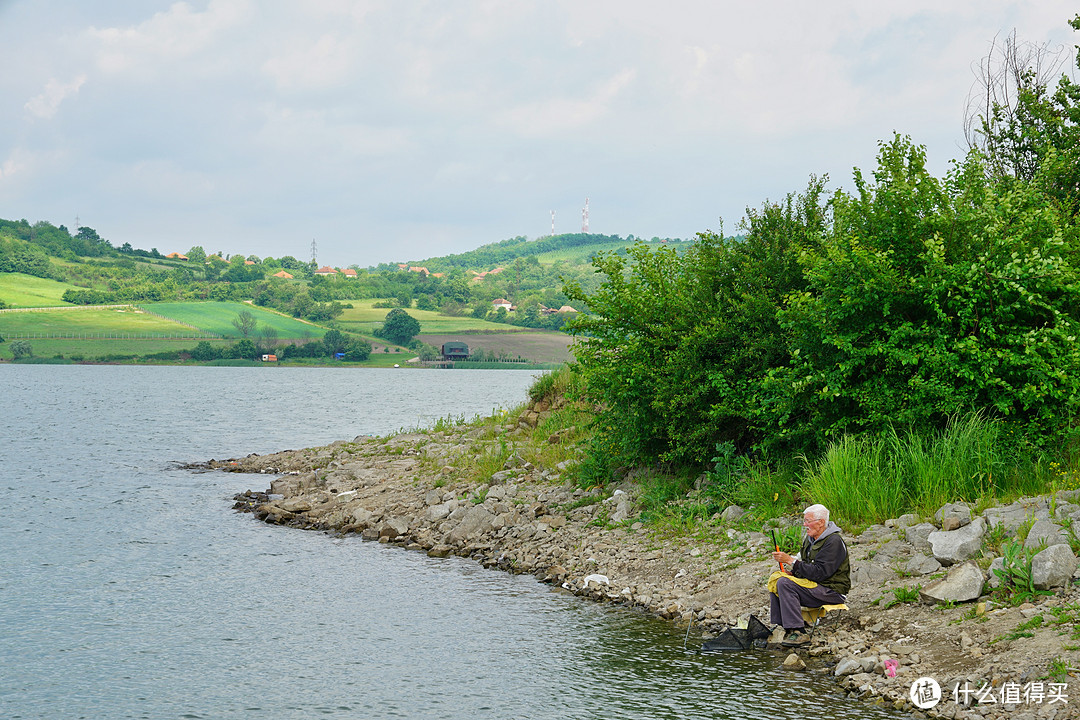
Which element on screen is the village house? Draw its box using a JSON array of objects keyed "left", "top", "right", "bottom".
[
  {"left": 271, "top": 270, "right": 293, "bottom": 279},
  {"left": 165, "top": 252, "right": 188, "bottom": 260},
  {"left": 314, "top": 266, "right": 338, "bottom": 276}
]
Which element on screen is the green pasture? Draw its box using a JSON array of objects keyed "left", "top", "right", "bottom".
[
  {"left": 0, "top": 273, "right": 79, "bottom": 308},
  {"left": 142, "top": 302, "right": 322, "bottom": 338},
  {"left": 337, "top": 300, "right": 513, "bottom": 335},
  {"left": 0, "top": 306, "right": 199, "bottom": 337},
  {"left": 0, "top": 337, "right": 233, "bottom": 361},
  {"left": 534, "top": 239, "right": 631, "bottom": 264}
]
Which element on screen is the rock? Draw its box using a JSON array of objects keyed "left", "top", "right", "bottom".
[
  {"left": 896, "top": 513, "right": 920, "bottom": 527},
  {"left": 447, "top": 505, "right": 495, "bottom": 544},
  {"left": 427, "top": 545, "right": 453, "bottom": 558},
  {"left": 379, "top": 516, "right": 410, "bottom": 540},
  {"left": 279, "top": 497, "right": 312, "bottom": 513},
  {"left": 768, "top": 626, "right": 786, "bottom": 645},
  {"left": 351, "top": 506, "right": 375, "bottom": 526},
  {"left": 783, "top": 653, "right": 806, "bottom": 670},
  {"left": 1031, "top": 543, "right": 1078, "bottom": 590},
  {"left": 425, "top": 503, "right": 452, "bottom": 522},
  {"left": 852, "top": 562, "right": 891, "bottom": 586},
  {"left": 987, "top": 557, "right": 1005, "bottom": 588},
  {"left": 984, "top": 504, "right": 1048, "bottom": 534},
  {"left": 905, "top": 553, "right": 942, "bottom": 576},
  {"left": 835, "top": 657, "right": 863, "bottom": 676},
  {"left": 928, "top": 517, "right": 986, "bottom": 565},
  {"left": 905, "top": 523, "right": 936, "bottom": 553},
  {"left": 935, "top": 502, "right": 973, "bottom": 531},
  {"left": 919, "top": 561, "right": 985, "bottom": 604},
  {"left": 720, "top": 505, "right": 746, "bottom": 523},
  {"left": 1024, "top": 519, "right": 1068, "bottom": 551},
  {"left": 424, "top": 489, "right": 442, "bottom": 506}
]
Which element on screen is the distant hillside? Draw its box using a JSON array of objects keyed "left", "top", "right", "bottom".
[{"left": 379, "top": 232, "right": 692, "bottom": 273}]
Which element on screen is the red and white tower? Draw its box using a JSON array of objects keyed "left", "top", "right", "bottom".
[{"left": 581, "top": 197, "right": 589, "bottom": 233}]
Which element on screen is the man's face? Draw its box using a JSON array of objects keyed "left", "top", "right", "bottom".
[{"left": 803, "top": 515, "right": 825, "bottom": 540}]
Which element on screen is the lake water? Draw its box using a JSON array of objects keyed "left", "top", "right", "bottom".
[{"left": 0, "top": 365, "right": 907, "bottom": 719}]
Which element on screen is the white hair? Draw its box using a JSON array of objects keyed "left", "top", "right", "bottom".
[{"left": 804, "top": 504, "right": 829, "bottom": 523}]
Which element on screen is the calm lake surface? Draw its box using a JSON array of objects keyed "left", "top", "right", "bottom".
[{"left": 0, "top": 365, "right": 907, "bottom": 719}]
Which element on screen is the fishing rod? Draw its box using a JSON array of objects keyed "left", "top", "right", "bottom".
[{"left": 771, "top": 528, "right": 785, "bottom": 573}]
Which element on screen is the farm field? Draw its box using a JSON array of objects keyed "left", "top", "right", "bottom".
[
  {"left": 337, "top": 300, "right": 514, "bottom": 335},
  {"left": 0, "top": 306, "right": 201, "bottom": 337},
  {"left": 0, "top": 273, "right": 79, "bottom": 308},
  {"left": 0, "top": 337, "right": 233, "bottom": 361},
  {"left": 143, "top": 301, "right": 322, "bottom": 338},
  {"left": 418, "top": 332, "right": 574, "bottom": 364}
]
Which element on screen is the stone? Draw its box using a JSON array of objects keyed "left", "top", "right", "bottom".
[
  {"left": 783, "top": 653, "right": 806, "bottom": 670},
  {"left": 425, "top": 503, "right": 451, "bottom": 522},
  {"left": 904, "top": 523, "right": 936, "bottom": 553},
  {"left": 905, "top": 553, "right": 942, "bottom": 576},
  {"left": 378, "top": 516, "right": 410, "bottom": 540},
  {"left": 279, "top": 497, "right": 312, "bottom": 513},
  {"left": 447, "top": 505, "right": 495, "bottom": 544},
  {"left": 935, "top": 502, "right": 973, "bottom": 531},
  {"left": 987, "top": 557, "right": 1005, "bottom": 588},
  {"left": 720, "top": 505, "right": 746, "bottom": 523},
  {"left": 919, "top": 561, "right": 985, "bottom": 604},
  {"left": 424, "top": 489, "right": 442, "bottom": 506},
  {"left": 896, "top": 513, "right": 920, "bottom": 527},
  {"left": 1030, "top": 544, "right": 1078, "bottom": 590},
  {"left": 852, "top": 562, "right": 891, "bottom": 586},
  {"left": 928, "top": 517, "right": 986, "bottom": 565},
  {"left": 1024, "top": 519, "right": 1068, "bottom": 551},
  {"left": 984, "top": 504, "right": 1048, "bottom": 534},
  {"left": 835, "top": 657, "right": 863, "bottom": 676}
]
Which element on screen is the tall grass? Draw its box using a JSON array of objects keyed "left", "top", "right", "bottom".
[{"left": 802, "top": 412, "right": 1056, "bottom": 526}]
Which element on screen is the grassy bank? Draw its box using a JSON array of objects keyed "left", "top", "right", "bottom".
[{"left": 522, "top": 367, "right": 1080, "bottom": 536}]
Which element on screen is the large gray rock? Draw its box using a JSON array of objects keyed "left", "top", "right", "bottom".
[
  {"left": 852, "top": 562, "right": 891, "bottom": 587},
  {"left": 425, "top": 503, "right": 452, "bottom": 522},
  {"left": 935, "top": 502, "right": 973, "bottom": 531},
  {"left": 1031, "top": 544, "right": 1078, "bottom": 590},
  {"left": 904, "top": 523, "right": 936, "bottom": 553},
  {"left": 447, "top": 505, "right": 495, "bottom": 544},
  {"left": 919, "top": 561, "right": 985, "bottom": 604},
  {"left": 984, "top": 503, "right": 1049, "bottom": 534},
  {"left": 905, "top": 553, "right": 942, "bottom": 576},
  {"left": 928, "top": 517, "right": 986, "bottom": 566},
  {"left": 835, "top": 657, "right": 863, "bottom": 676},
  {"left": 1024, "top": 519, "right": 1068, "bottom": 551},
  {"left": 378, "top": 515, "right": 410, "bottom": 540},
  {"left": 720, "top": 505, "right": 746, "bottom": 523}
]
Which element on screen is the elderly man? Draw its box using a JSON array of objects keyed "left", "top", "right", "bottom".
[{"left": 769, "top": 504, "right": 850, "bottom": 647}]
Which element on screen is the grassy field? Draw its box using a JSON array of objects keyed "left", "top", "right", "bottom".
[
  {"left": 336, "top": 300, "right": 513, "bottom": 335},
  {"left": 0, "top": 273, "right": 79, "bottom": 308},
  {"left": 143, "top": 301, "right": 322, "bottom": 338},
  {"left": 0, "top": 306, "right": 200, "bottom": 337},
  {"left": 0, "top": 337, "right": 235, "bottom": 361},
  {"left": 534, "top": 239, "right": 632, "bottom": 264},
  {"left": 418, "top": 332, "right": 574, "bottom": 363}
]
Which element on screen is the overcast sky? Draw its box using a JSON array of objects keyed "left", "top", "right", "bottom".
[{"left": 1, "top": 1, "right": 1077, "bottom": 267}]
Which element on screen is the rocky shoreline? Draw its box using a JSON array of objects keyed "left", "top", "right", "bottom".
[{"left": 199, "top": 402, "right": 1080, "bottom": 720}]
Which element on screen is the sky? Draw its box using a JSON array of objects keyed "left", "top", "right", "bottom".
[{"left": 1, "top": 1, "right": 1078, "bottom": 268}]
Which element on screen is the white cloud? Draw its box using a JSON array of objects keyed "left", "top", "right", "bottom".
[
  {"left": 24, "top": 75, "right": 87, "bottom": 119},
  {"left": 88, "top": 0, "right": 252, "bottom": 74},
  {"left": 497, "top": 68, "right": 637, "bottom": 137}
]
